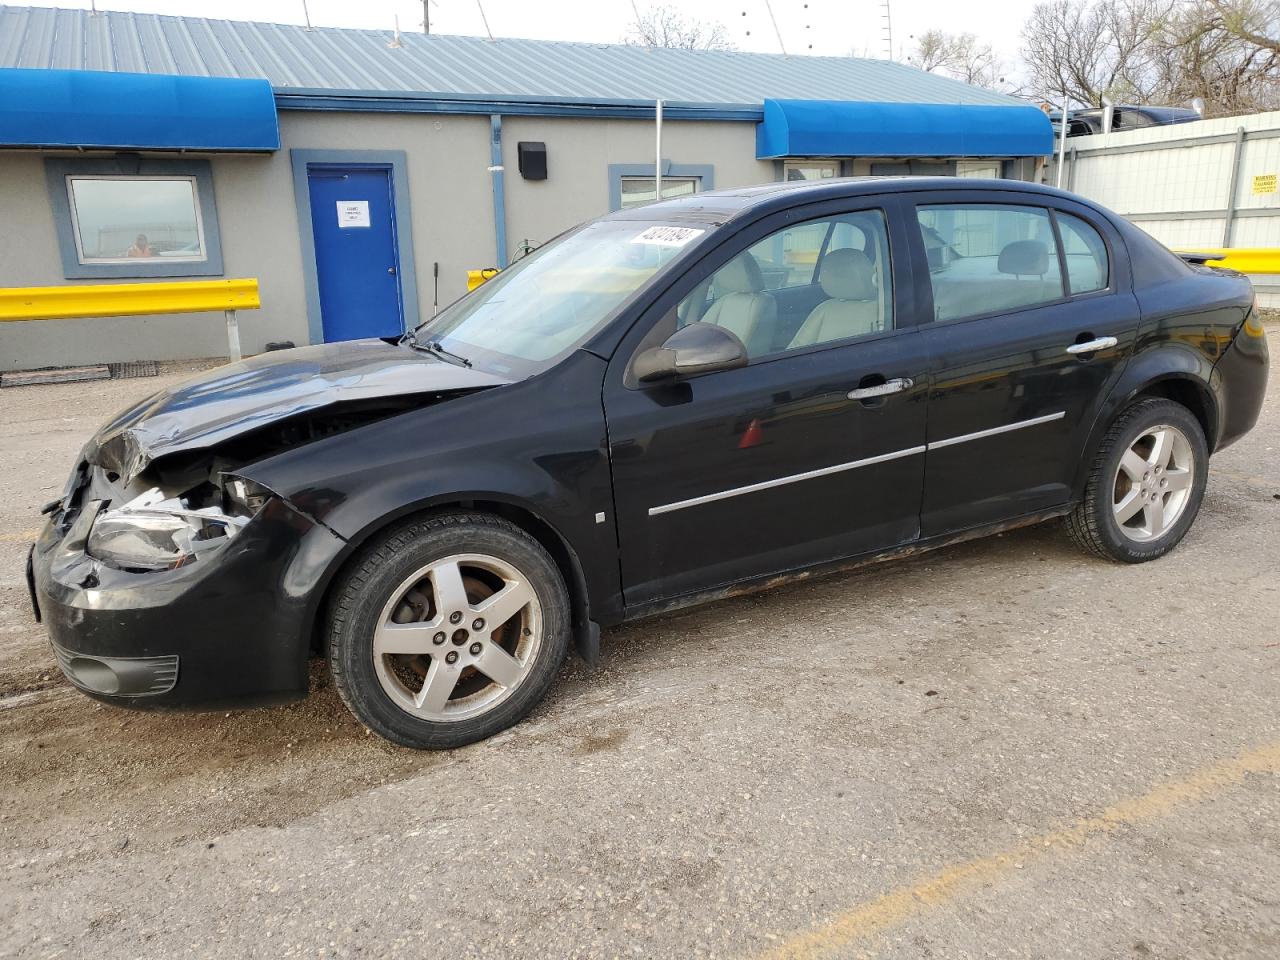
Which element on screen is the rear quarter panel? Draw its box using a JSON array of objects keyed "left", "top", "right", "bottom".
[{"left": 1074, "top": 221, "right": 1255, "bottom": 489}]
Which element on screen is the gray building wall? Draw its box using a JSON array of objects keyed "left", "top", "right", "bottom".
[
  {"left": 0, "top": 106, "right": 1037, "bottom": 371},
  {"left": 0, "top": 110, "right": 773, "bottom": 371},
  {"left": 0, "top": 110, "right": 502, "bottom": 370},
  {"left": 499, "top": 116, "right": 771, "bottom": 253}
]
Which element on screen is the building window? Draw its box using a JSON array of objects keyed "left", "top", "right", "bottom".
[
  {"left": 45, "top": 158, "right": 224, "bottom": 279},
  {"left": 956, "top": 161, "right": 1002, "bottom": 179},
  {"left": 619, "top": 176, "right": 700, "bottom": 208},
  {"left": 607, "top": 162, "right": 715, "bottom": 212},
  {"left": 67, "top": 176, "right": 207, "bottom": 264},
  {"left": 783, "top": 161, "right": 838, "bottom": 181}
]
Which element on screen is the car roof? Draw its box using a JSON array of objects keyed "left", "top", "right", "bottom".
[{"left": 607, "top": 176, "right": 1097, "bottom": 225}]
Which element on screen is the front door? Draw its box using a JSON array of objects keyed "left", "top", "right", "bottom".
[
  {"left": 906, "top": 193, "right": 1140, "bottom": 535},
  {"left": 306, "top": 165, "right": 404, "bottom": 342},
  {"left": 604, "top": 203, "right": 930, "bottom": 608}
]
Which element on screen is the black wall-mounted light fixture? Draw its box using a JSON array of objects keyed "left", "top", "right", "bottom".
[{"left": 517, "top": 141, "right": 547, "bottom": 180}]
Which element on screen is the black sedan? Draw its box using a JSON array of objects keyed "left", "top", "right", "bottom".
[{"left": 29, "top": 178, "right": 1269, "bottom": 749}]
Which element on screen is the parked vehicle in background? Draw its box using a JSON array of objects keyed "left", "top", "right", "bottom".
[
  {"left": 1050, "top": 105, "right": 1202, "bottom": 138},
  {"left": 29, "top": 178, "right": 1268, "bottom": 749}
]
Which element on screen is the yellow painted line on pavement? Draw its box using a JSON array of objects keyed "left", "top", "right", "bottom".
[
  {"left": 757, "top": 740, "right": 1280, "bottom": 960},
  {"left": 0, "top": 530, "right": 40, "bottom": 543}
]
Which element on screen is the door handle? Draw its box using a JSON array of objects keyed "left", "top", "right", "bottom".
[
  {"left": 1065, "top": 336, "right": 1117, "bottom": 355},
  {"left": 847, "top": 377, "right": 913, "bottom": 400},
  {"left": 388, "top": 266, "right": 397, "bottom": 276}
]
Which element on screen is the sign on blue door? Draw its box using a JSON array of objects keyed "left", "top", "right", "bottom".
[{"left": 307, "top": 165, "right": 404, "bottom": 342}]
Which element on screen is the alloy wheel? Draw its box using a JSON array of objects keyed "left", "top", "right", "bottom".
[
  {"left": 372, "top": 553, "right": 542, "bottom": 722},
  {"left": 1112, "top": 423, "right": 1195, "bottom": 542}
]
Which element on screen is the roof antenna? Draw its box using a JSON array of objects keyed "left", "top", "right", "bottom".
[
  {"left": 762, "top": 0, "right": 787, "bottom": 56},
  {"left": 880, "top": 0, "right": 894, "bottom": 59},
  {"left": 300, "top": 0, "right": 312, "bottom": 31},
  {"left": 477, "top": 0, "right": 495, "bottom": 40},
  {"left": 89, "top": 0, "right": 98, "bottom": 14},
  {"left": 389, "top": 14, "right": 404, "bottom": 48}
]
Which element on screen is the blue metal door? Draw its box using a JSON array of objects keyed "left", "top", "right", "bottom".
[{"left": 306, "top": 165, "right": 404, "bottom": 342}]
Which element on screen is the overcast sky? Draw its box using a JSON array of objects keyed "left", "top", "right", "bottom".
[{"left": 13, "top": 0, "right": 1029, "bottom": 71}]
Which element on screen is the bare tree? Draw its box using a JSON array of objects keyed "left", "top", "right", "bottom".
[
  {"left": 911, "top": 30, "right": 953, "bottom": 73},
  {"left": 1021, "top": 0, "right": 1170, "bottom": 107},
  {"left": 624, "top": 5, "right": 735, "bottom": 51},
  {"left": 909, "top": 29, "right": 1006, "bottom": 89},
  {"left": 1157, "top": 2, "right": 1280, "bottom": 113},
  {"left": 1021, "top": 0, "right": 1279, "bottom": 112},
  {"left": 1207, "top": 0, "right": 1280, "bottom": 54}
]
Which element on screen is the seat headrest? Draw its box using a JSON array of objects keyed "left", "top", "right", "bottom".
[
  {"left": 998, "top": 240, "right": 1049, "bottom": 276},
  {"left": 714, "top": 253, "right": 766, "bottom": 294},
  {"left": 819, "top": 248, "right": 875, "bottom": 300}
]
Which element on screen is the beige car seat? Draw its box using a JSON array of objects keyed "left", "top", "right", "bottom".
[
  {"left": 788, "top": 248, "right": 882, "bottom": 349},
  {"left": 701, "top": 253, "right": 777, "bottom": 357}
]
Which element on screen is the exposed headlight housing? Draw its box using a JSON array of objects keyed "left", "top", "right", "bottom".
[{"left": 86, "top": 487, "right": 253, "bottom": 571}]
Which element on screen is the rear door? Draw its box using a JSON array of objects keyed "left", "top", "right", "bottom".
[
  {"left": 907, "top": 191, "right": 1139, "bottom": 535},
  {"left": 603, "top": 198, "right": 931, "bottom": 607}
]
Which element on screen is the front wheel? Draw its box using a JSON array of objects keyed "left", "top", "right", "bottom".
[
  {"left": 327, "top": 512, "right": 571, "bottom": 749},
  {"left": 1066, "top": 398, "right": 1209, "bottom": 563}
]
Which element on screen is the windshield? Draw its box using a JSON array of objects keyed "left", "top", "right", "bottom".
[{"left": 414, "top": 220, "right": 707, "bottom": 377}]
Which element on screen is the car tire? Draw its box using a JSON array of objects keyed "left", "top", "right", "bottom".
[
  {"left": 1066, "top": 398, "right": 1209, "bottom": 563},
  {"left": 327, "top": 512, "right": 571, "bottom": 749}
]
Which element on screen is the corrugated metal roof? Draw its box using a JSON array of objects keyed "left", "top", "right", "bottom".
[{"left": 0, "top": 5, "right": 1021, "bottom": 110}]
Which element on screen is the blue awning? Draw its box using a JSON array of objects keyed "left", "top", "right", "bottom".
[
  {"left": 0, "top": 69, "right": 280, "bottom": 152},
  {"left": 757, "top": 99, "right": 1054, "bottom": 159}
]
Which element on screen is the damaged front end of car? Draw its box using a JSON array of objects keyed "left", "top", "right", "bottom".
[
  {"left": 32, "top": 450, "right": 330, "bottom": 708},
  {"left": 30, "top": 342, "right": 509, "bottom": 709}
]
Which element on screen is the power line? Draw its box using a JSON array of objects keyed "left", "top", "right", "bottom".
[
  {"left": 762, "top": 0, "right": 786, "bottom": 56},
  {"left": 476, "top": 0, "right": 494, "bottom": 40}
]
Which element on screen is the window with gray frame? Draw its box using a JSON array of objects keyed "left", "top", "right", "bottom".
[
  {"left": 619, "top": 176, "right": 700, "bottom": 208},
  {"left": 608, "top": 162, "right": 714, "bottom": 212},
  {"left": 45, "top": 158, "right": 224, "bottom": 279}
]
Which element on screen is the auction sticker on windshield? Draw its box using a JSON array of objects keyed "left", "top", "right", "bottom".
[{"left": 631, "top": 226, "right": 705, "bottom": 247}]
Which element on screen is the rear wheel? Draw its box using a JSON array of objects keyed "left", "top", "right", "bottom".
[
  {"left": 328, "top": 513, "right": 571, "bottom": 749},
  {"left": 1066, "top": 398, "right": 1208, "bottom": 563}
]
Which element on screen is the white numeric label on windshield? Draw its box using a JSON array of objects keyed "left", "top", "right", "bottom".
[{"left": 631, "top": 226, "right": 705, "bottom": 247}]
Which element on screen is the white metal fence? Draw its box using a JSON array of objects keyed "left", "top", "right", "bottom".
[{"left": 1046, "top": 111, "right": 1280, "bottom": 303}]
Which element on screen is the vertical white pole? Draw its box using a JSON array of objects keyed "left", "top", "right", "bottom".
[
  {"left": 1055, "top": 95, "right": 1069, "bottom": 189},
  {"left": 225, "top": 309, "right": 242, "bottom": 362},
  {"left": 654, "top": 98, "right": 663, "bottom": 204}
]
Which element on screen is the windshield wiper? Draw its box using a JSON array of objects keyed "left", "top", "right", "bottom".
[{"left": 406, "top": 334, "right": 472, "bottom": 368}]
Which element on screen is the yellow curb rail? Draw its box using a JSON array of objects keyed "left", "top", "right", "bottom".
[
  {"left": 0, "top": 278, "right": 261, "bottom": 361},
  {"left": 466, "top": 268, "right": 500, "bottom": 292},
  {"left": 1177, "top": 248, "right": 1280, "bottom": 275}
]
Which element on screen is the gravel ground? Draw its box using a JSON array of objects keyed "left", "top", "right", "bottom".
[{"left": 1, "top": 332, "right": 1277, "bottom": 959}]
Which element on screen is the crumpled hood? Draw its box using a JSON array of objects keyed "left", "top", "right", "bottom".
[{"left": 84, "top": 339, "right": 511, "bottom": 480}]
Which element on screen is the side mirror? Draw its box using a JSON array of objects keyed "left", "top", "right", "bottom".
[{"left": 633, "top": 322, "right": 749, "bottom": 383}]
